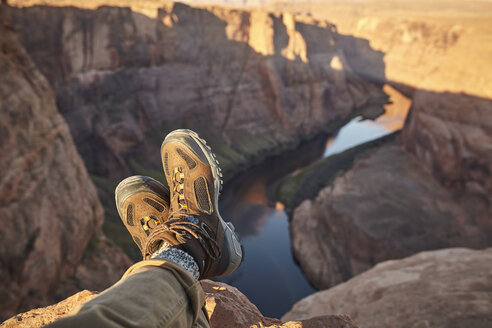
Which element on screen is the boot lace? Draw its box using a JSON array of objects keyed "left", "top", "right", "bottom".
[
  {"left": 148, "top": 167, "right": 220, "bottom": 263},
  {"left": 168, "top": 167, "right": 188, "bottom": 220}
]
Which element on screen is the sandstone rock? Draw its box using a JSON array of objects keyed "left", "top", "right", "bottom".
[
  {"left": 289, "top": 141, "right": 492, "bottom": 290},
  {"left": 8, "top": 2, "right": 385, "bottom": 181},
  {"left": 283, "top": 248, "right": 492, "bottom": 328},
  {"left": 275, "top": 133, "right": 398, "bottom": 211},
  {"left": 280, "top": 84, "right": 491, "bottom": 291},
  {"left": 270, "top": 0, "right": 492, "bottom": 100},
  {"left": 13, "top": 1, "right": 492, "bottom": 99},
  {"left": 402, "top": 90, "right": 492, "bottom": 200},
  {"left": 1, "top": 291, "right": 98, "bottom": 328},
  {"left": 57, "top": 233, "right": 133, "bottom": 297},
  {"left": 0, "top": 5, "right": 130, "bottom": 320},
  {"left": 2, "top": 280, "right": 357, "bottom": 328},
  {"left": 7, "top": 1, "right": 386, "bottom": 263}
]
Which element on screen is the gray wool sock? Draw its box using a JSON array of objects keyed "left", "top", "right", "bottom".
[{"left": 151, "top": 242, "right": 200, "bottom": 280}]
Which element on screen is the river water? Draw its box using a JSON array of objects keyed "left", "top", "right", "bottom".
[{"left": 217, "top": 85, "right": 410, "bottom": 318}]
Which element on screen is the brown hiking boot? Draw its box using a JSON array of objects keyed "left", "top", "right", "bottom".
[
  {"left": 142, "top": 129, "right": 243, "bottom": 279},
  {"left": 115, "top": 175, "right": 170, "bottom": 257}
]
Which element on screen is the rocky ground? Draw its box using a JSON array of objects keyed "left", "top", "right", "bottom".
[
  {"left": 286, "top": 142, "right": 490, "bottom": 289},
  {"left": 283, "top": 247, "right": 492, "bottom": 328},
  {"left": 4, "top": 248, "right": 490, "bottom": 328},
  {"left": 2, "top": 280, "right": 357, "bottom": 328},
  {"left": 401, "top": 90, "right": 492, "bottom": 200}
]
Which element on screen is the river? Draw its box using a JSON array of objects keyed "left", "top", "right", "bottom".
[{"left": 217, "top": 84, "right": 411, "bottom": 318}]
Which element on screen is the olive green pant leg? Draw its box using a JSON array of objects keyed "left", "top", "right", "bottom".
[{"left": 46, "top": 260, "right": 210, "bottom": 328}]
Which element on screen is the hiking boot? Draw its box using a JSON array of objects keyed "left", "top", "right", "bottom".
[
  {"left": 115, "top": 175, "right": 170, "bottom": 258},
  {"left": 143, "top": 129, "right": 243, "bottom": 279}
]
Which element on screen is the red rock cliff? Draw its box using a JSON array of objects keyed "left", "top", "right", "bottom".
[
  {"left": 8, "top": 2, "right": 385, "bottom": 181},
  {"left": 0, "top": 4, "right": 130, "bottom": 320}
]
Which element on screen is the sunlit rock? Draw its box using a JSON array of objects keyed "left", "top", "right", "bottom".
[
  {"left": 283, "top": 248, "right": 492, "bottom": 328},
  {"left": 2, "top": 281, "right": 358, "bottom": 328}
]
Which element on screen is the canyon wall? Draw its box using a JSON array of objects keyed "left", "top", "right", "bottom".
[
  {"left": 8, "top": 2, "right": 385, "bottom": 181},
  {"left": 7, "top": 1, "right": 386, "bottom": 259},
  {"left": 271, "top": 0, "right": 492, "bottom": 99},
  {"left": 0, "top": 4, "right": 130, "bottom": 320},
  {"left": 278, "top": 88, "right": 492, "bottom": 290},
  {"left": 402, "top": 91, "right": 492, "bottom": 200},
  {"left": 271, "top": 0, "right": 492, "bottom": 292}
]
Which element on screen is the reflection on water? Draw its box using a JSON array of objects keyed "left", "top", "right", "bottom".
[
  {"left": 217, "top": 84, "right": 410, "bottom": 318},
  {"left": 217, "top": 136, "right": 327, "bottom": 318},
  {"left": 219, "top": 203, "right": 315, "bottom": 318},
  {"left": 324, "top": 84, "right": 411, "bottom": 157}
]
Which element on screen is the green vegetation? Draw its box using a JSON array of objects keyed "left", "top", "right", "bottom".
[
  {"left": 275, "top": 132, "right": 399, "bottom": 214},
  {"left": 273, "top": 94, "right": 391, "bottom": 214},
  {"left": 274, "top": 92, "right": 391, "bottom": 213}
]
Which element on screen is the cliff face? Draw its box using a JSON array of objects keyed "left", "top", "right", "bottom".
[
  {"left": 0, "top": 5, "right": 130, "bottom": 320},
  {"left": 402, "top": 90, "right": 492, "bottom": 200},
  {"left": 7, "top": 1, "right": 386, "bottom": 260},
  {"left": 278, "top": 89, "right": 491, "bottom": 290},
  {"left": 8, "top": 2, "right": 385, "bottom": 181},
  {"left": 288, "top": 141, "right": 491, "bottom": 290},
  {"left": 271, "top": 0, "right": 492, "bottom": 100}
]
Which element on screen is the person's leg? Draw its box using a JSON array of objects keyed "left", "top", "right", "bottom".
[
  {"left": 47, "top": 129, "right": 244, "bottom": 328},
  {"left": 46, "top": 260, "right": 210, "bottom": 328}
]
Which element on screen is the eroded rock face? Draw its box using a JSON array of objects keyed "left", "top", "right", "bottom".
[
  {"left": 283, "top": 83, "right": 491, "bottom": 291},
  {"left": 289, "top": 142, "right": 491, "bottom": 290},
  {"left": 1, "top": 280, "right": 358, "bottom": 328},
  {"left": 56, "top": 233, "right": 133, "bottom": 298},
  {"left": 402, "top": 90, "right": 492, "bottom": 200},
  {"left": 0, "top": 6, "right": 130, "bottom": 320},
  {"left": 7, "top": 2, "right": 386, "bottom": 262},
  {"left": 8, "top": 2, "right": 385, "bottom": 181},
  {"left": 283, "top": 248, "right": 492, "bottom": 328},
  {"left": 270, "top": 0, "right": 492, "bottom": 100}
]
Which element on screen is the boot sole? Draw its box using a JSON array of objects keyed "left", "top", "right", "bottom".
[{"left": 162, "top": 129, "right": 244, "bottom": 277}]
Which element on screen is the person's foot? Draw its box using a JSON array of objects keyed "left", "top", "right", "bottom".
[
  {"left": 115, "top": 175, "right": 170, "bottom": 257},
  {"left": 143, "top": 129, "right": 243, "bottom": 279}
]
